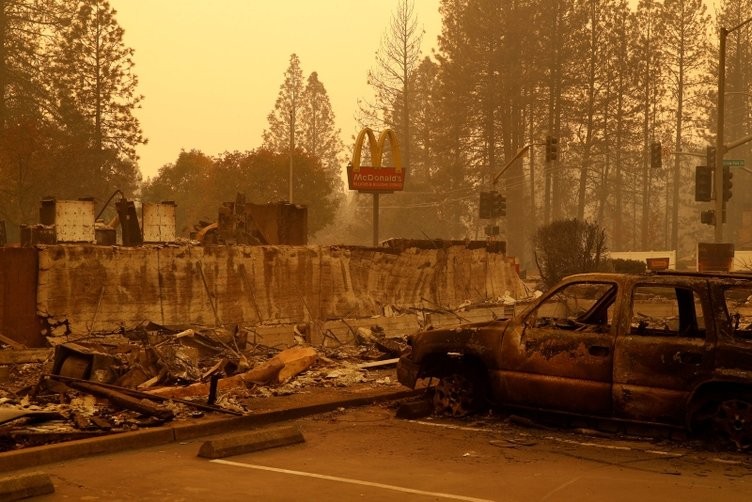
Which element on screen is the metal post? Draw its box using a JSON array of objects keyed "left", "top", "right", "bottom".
[
  {"left": 714, "top": 16, "right": 752, "bottom": 242},
  {"left": 714, "top": 28, "right": 727, "bottom": 243},
  {"left": 289, "top": 149, "right": 294, "bottom": 203},
  {"left": 372, "top": 193, "right": 380, "bottom": 246}
]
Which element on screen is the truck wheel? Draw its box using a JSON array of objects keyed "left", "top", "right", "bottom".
[
  {"left": 432, "top": 371, "right": 482, "bottom": 418},
  {"left": 691, "top": 394, "right": 752, "bottom": 451},
  {"left": 711, "top": 398, "right": 752, "bottom": 451}
]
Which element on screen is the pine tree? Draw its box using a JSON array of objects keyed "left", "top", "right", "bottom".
[
  {"left": 0, "top": 0, "right": 66, "bottom": 231},
  {"left": 52, "top": 0, "right": 143, "bottom": 199},
  {"left": 262, "top": 53, "right": 305, "bottom": 202},
  {"left": 263, "top": 53, "right": 305, "bottom": 155},
  {"left": 661, "top": 0, "right": 712, "bottom": 252},
  {"left": 300, "top": 71, "right": 343, "bottom": 191},
  {"left": 54, "top": 0, "right": 144, "bottom": 161},
  {"left": 358, "top": 0, "right": 422, "bottom": 173},
  {"left": 633, "top": 0, "right": 666, "bottom": 250}
]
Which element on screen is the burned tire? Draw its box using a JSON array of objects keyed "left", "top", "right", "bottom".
[
  {"left": 711, "top": 398, "right": 752, "bottom": 451},
  {"left": 691, "top": 394, "right": 752, "bottom": 451},
  {"left": 432, "top": 370, "right": 485, "bottom": 418}
]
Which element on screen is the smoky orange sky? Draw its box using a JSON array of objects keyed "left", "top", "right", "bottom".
[{"left": 110, "top": 0, "right": 442, "bottom": 180}]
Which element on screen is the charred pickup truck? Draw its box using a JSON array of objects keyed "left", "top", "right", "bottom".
[{"left": 398, "top": 271, "right": 752, "bottom": 450}]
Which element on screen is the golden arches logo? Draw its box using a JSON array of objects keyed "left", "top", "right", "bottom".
[
  {"left": 351, "top": 128, "right": 402, "bottom": 171},
  {"left": 347, "top": 128, "right": 405, "bottom": 192}
]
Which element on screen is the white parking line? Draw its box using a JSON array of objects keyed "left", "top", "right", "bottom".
[
  {"left": 210, "top": 459, "right": 496, "bottom": 502},
  {"left": 545, "top": 436, "right": 632, "bottom": 451},
  {"left": 410, "top": 420, "right": 491, "bottom": 433},
  {"left": 412, "top": 420, "right": 688, "bottom": 458}
]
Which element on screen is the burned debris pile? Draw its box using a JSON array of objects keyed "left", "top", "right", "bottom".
[
  {"left": 0, "top": 321, "right": 408, "bottom": 452},
  {"left": 0, "top": 197, "right": 526, "bottom": 453}
]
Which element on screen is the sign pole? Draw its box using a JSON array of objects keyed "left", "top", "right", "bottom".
[
  {"left": 373, "top": 193, "right": 380, "bottom": 246},
  {"left": 347, "top": 128, "right": 405, "bottom": 247}
]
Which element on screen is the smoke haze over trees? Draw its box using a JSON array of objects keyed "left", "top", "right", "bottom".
[
  {"left": 3, "top": 0, "right": 752, "bottom": 266},
  {"left": 0, "top": 0, "right": 143, "bottom": 237},
  {"left": 357, "top": 0, "right": 751, "bottom": 267}
]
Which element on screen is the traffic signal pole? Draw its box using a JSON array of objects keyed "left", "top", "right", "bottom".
[
  {"left": 492, "top": 144, "right": 532, "bottom": 186},
  {"left": 714, "top": 27, "right": 727, "bottom": 243},
  {"left": 715, "top": 16, "right": 752, "bottom": 242}
]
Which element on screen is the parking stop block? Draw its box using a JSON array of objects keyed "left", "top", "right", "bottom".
[
  {"left": 0, "top": 471, "right": 54, "bottom": 500},
  {"left": 395, "top": 398, "right": 433, "bottom": 419},
  {"left": 197, "top": 425, "right": 305, "bottom": 459}
]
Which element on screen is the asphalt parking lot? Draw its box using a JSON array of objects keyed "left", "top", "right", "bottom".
[{"left": 10, "top": 403, "right": 752, "bottom": 501}]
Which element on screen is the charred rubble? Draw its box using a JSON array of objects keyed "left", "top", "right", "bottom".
[{"left": 0, "top": 321, "right": 410, "bottom": 452}]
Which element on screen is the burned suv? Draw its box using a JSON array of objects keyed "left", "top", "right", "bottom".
[{"left": 398, "top": 271, "right": 752, "bottom": 449}]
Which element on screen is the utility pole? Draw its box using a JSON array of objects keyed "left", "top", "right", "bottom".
[
  {"left": 289, "top": 109, "right": 295, "bottom": 203},
  {"left": 715, "top": 16, "right": 752, "bottom": 242}
]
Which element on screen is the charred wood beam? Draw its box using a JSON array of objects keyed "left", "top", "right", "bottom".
[
  {"left": 45, "top": 374, "right": 242, "bottom": 416},
  {"left": 46, "top": 375, "right": 174, "bottom": 420}
]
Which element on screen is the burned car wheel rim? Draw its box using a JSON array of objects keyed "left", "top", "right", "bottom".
[
  {"left": 432, "top": 373, "right": 479, "bottom": 417},
  {"left": 713, "top": 399, "right": 752, "bottom": 451}
]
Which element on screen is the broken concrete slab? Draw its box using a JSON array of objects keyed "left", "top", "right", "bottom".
[
  {"left": 197, "top": 425, "right": 305, "bottom": 459},
  {"left": 0, "top": 471, "right": 54, "bottom": 500}
]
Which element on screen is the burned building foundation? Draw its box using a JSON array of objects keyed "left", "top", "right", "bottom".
[{"left": 1, "top": 242, "right": 524, "bottom": 348}]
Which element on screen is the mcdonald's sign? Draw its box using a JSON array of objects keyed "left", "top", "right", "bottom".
[{"left": 347, "top": 128, "right": 405, "bottom": 192}]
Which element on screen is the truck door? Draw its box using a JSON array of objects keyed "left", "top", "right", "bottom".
[
  {"left": 613, "top": 280, "right": 714, "bottom": 425},
  {"left": 499, "top": 280, "right": 618, "bottom": 416}
]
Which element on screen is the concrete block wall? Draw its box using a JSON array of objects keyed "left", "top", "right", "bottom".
[{"left": 32, "top": 244, "right": 524, "bottom": 339}]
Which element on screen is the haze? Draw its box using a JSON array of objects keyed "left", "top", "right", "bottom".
[{"left": 110, "top": 0, "right": 442, "bottom": 179}]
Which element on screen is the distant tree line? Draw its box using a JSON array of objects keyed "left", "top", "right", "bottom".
[
  {"left": 5, "top": 0, "right": 752, "bottom": 262},
  {"left": 143, "top": 53, "right": 344, "bottom": 236},
  {"left": 0, "top": 0, "right": 143, "bottom": 237},
  {"left": 353, "top": 0, "right": 752, "bottom": 265}
]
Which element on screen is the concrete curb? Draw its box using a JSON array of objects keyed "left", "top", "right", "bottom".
[
  {"left": 0, "top": 471, "right": 55, "bottom": 500},
  {"left": 0, "top": 388, "right": 419, "bottom": 473},
  {"left": 197, "top": 425, "right": 305, "bottom": 459}
]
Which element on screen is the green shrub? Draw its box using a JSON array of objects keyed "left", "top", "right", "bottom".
[{"left": 532, "top": 219, "right": 607, "bottom": 288}]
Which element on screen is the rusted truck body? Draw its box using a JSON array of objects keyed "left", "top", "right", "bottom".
[{"left": 398, "top": 272, "right": 752, "bottom": 449}]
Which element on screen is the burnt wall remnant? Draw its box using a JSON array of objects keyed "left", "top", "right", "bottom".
[{"left": 2, "top": 242, "right": 522, "bottom": 346}]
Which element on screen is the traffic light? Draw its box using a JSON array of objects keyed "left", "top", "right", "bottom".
[
  {"left": 723, "top": 165, "right": 734, "bottom": 201},
  {"left": 700, "top": 210, "right": 715, "bottom": 225},
  {"left": 695, "top": 166, "right": 712, "bottom": 202},
  {"left": 650, "top": 141, "right": 662, "bottom": 168},
  {"left": 492, "top": 191, "right": 507, "bottom": 217},
  {"left": 706, "top": 146, "right": 716, "bottom": 171},
  {"left": 479, "top": 191, "right": 507, "bottom": 218},
  {"left": 479, "top": 191, "right": 493, "bottom": 219},
  {"left": 545, "top": 136, "right": 559, "bottom": 162}
]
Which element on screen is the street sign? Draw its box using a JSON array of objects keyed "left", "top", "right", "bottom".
[
  {"left": 646, "top": 257, "right": 670, "bottom": 271},
  {"left": 724, "top": 159, "right": 745, "bottom": 167}
]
